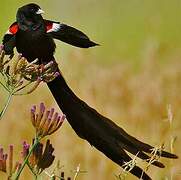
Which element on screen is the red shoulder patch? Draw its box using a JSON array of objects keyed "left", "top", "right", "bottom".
[
  {"left": 45, "top": 20, "right": 60, "bottom": 33},
  {"left": 46, "top": 22, "right": 53, "bottom": 32},
  {"left": 9, "top": 23, "right": 19, "bottom": 34},
  {"left": 6, "top": 23, "right": 19, "bottom": 35}
]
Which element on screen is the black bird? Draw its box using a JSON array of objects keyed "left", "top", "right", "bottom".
[{"left": 2, "top": 3, "right": 178, "bottom": 180}]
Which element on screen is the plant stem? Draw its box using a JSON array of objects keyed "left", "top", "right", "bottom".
[
  {"left": 34, "top": 174, "right": 38, "bottom": 180},
  {"left": 0, "top": 92, "right": 13, "bottom": 120},
  {"left": 14, "top": 137, "right": 40, "bottom": 180},
  {"left": 0, "top": 80, "right": 9, "bottom": 91}
]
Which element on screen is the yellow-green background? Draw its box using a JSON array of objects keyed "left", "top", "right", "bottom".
[{"left": 0, "top": 0, "right": 180, "bottom": 179}]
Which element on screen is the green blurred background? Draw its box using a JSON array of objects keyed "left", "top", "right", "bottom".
[{"left": 0, "top": 0, "right": 181, "bottom": 179}]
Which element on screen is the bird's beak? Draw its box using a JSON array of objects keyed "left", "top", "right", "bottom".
[{"left": 36, "top": 9, "right": 45, "bottom": 15}]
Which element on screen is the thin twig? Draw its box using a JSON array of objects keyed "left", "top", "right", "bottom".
[
  {"left": 14, "top": 137, "right": 40, "bottom": 180},
  {"left": 0, "top": 92, "right": 13, "bottom": 120}
]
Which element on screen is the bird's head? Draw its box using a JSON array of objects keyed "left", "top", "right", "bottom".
[
  {"left": 17, "top": 3, "right": 44, "bottom": 18},
  {"left": 16, "top": 3, "right": 45, "bottom": 30}
]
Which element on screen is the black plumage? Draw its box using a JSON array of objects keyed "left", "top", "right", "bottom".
[{"left": 2, "top": 3, "right": 178, "bottom": 180}]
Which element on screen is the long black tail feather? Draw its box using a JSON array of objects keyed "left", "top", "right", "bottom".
[{"left": 47, "top": 67, "right": 178, "bottom": 180}]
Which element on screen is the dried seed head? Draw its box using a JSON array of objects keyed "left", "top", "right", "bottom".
[
  {"left": 29, "top": 139, "right": 55, "bottom": 174},
  {"left": 0, "top": 143, "right": 30, "bottom": 178},
  {"left": 0, "top": 51, "right": 59, "bottom": 96},
  {"left": 30, "top": 103, "right": 65, "bottom": 138},
  {"left": 0, "top": 142, "right": 37, "bottom": 178}
]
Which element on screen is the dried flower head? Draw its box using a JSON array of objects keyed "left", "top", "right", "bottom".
[
  {"left": 26, "top": 139, "right": 55, "bottom": 174},
  {"left": 0, "top": 47, "right": 59, "bottom": 95},
  {"left": 0, "top": 144, "right": 22, "bottom": 178},
  {"left": 31, "top": 102, "right": 65, "bottom": 138},
  {"left": 0, "top": 139, "right": 56, "bottom": 178}
]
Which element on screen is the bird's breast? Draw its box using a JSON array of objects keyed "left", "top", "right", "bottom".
[{"left": 16, "top": 30, "right": 56, "bottom": 63}]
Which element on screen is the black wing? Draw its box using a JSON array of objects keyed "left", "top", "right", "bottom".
[
  {"left": 2, "top": 22, "right": 18, "bottom": 55},
  {"left": 2, "top": 35, "right": 16, "bottom": 55},
  {"left": 45, "top": 20, "right": 99, "bottom": 48}
]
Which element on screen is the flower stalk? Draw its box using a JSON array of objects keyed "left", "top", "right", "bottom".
[
  {"left": 0, "top": 92, "right": 13, "bottom": 120},
  {"left": 14, "top": 136, "right": 40, "bottom": 180}
]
